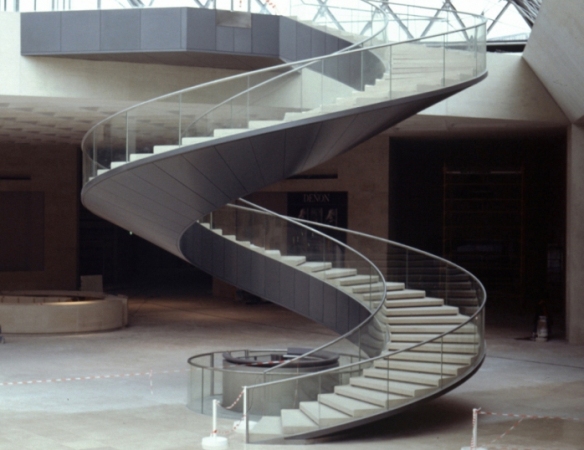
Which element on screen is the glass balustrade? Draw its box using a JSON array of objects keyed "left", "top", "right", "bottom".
[
  {"left": 80, "top": 2, "right": 486, "bottom": 184},
  {"left": 185, "top": 202, "right": 486, "bottom": 442},
  {"left": 75, "top": 0, "right": 487, "bottom": 441}
]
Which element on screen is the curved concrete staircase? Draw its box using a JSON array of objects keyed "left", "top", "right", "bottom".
[{"left": 81, "top": 1, "right": 488, "bottom": 443}]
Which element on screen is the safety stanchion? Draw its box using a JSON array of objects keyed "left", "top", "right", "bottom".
[
  {"left": 461, "top": 408, "right": 487, "bottom": 450},
  {"left": 201, "top": 399, "right": 228, "bottom": 449}
]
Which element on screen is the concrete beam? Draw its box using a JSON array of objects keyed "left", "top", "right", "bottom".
[{"left": 523, "top": 0, "right": 584, "bottom": 124}]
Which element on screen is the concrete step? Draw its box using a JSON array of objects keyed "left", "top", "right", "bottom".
[
  {"left": 298, "top": 261, "right": 333, "bottom": 272},
  {"left": 384, "top": 314, "right": 469, "bottom": 325},
  {"left": 352, "top": 282, "right": 405, "bottom": 294},
  {"left": 97, "top": 168, "right": 109, "bottom": 176},
  {"left": 249, "top": 416, "right": 283, "bottom": 440},
  {"left": 349, "top": 376, "right": 435, "bottom": 397},
  {"left": 180, "top": 136, "right": 213, "bottom": 146},
  {"left": 386, "top": 341, "right": 477, "bottom": 355},
  {"left": 385, "top": 289, "right": 427, "bottom": 300},
  {"left": 264, "top": 249, "right": 282, "bottom": 258},
  {"left": 362, "top": 367, "right": 449, "bottom": 387},
  {"left": 384, "top": 305, "right": 459, "bottom": 317},
  {"left": 129, "top": 153, "right": 152, "bottom": 162},
  {"left": 110, "top": 161, "right": 128, "bottom": 169},
  {"left": 391, "top": 333, "right": 479, "bottom": 344},
  {"left": 335, "top": 275, "right": 380, "bottom": 286},
  {"left": 319, "top": 268, "right": 358, "bottom": 279},
  {"left": 318, "top": 393, "right": 381, "bottom": 417},
  {"left": 382, "top": 349, "right": 475, "bottom": 365},
  {"left": 281, "top": 409, "right": 317, "bottom": 435},
  {"left": 299, "top": 401, "right": 352, "bottom": 427},
  {"left": 281, "top": 255, "right": 306, "bottom": 266},
  {"left": 248, "top": 120, "right": 284, "bottom": 129},
  {"left": 213, "top": 128, "right": 249, "bottom": 138},
  {"left": 153, "top": 144, "right": 179, "bottom": 154},
  {"left": 333, "top": 385, "right": 410, "bottom": 407},
  {"left": 383, "top": 297, "right": 444, "bottom": 308},
  {"left": 373, "top": 358, "right": 467, "bottom": 376},
  {"left": 389, "top": 324, "right": 477, "bottom": 334}
]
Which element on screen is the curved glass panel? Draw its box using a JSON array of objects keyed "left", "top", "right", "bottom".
[
  {"left": 80, "top": 2, "right": 486, "bottom": 183},
  {"left": 186, "top": 202, "right": 487, "bottom": 442},
  {"left": 74, "top": 1, "right": 487, "bottom": 442}
]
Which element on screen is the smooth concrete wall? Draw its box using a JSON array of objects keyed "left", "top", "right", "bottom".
[
  {"left": 0, "top": 13, "right": 244, "bottom": 101},
  {"left": 0, "top": 143, "right": 78, "bottom": 290},
  {"left": 523, "top": 0, "right": 584, "bottom": 125},
  {"left": 566, "top": 125, "right": 584, "bottom": 344},
  {"left": 0, "top": 296, "right": 127, "bottom": 333}
]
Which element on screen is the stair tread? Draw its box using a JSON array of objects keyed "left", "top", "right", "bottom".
[
  {"left": 153, "top": 145, "right": 179, "bottom": 153},
  {"left": 281, "top": 255, "right": 306, "bottom": 266},
  {"left": 319, "top": 393, "right": 382, "bottom": 417},
  {"left": 387, "top": 341, "right": 477, "bottom": 354},
  {"left": 384, "top": 314, "right": 470, "bottom": 325},
  {"left": 248, "top": 120, "right": 284, "bottom": 129},
  {"left": 249, "top": 416, "right": 282, "bottom": 438},
  {"left": 334, "top": 385, "right": 410, "bottom": 407},
  {"left": 383, "top": 350, "right": 474, "bottom": 365},
  {"left": 385, "top": 305, "right": 459, "bottom": 316},
  {"left": 335, "top": 275, "right": 380, "bottom": 286},
  {"left": 129, "top": 153, "right": 152, "bottom": 161},
  {"left": 298, "top": 261, "right": 333, "bottom": 272},
  {"left": 383, "top": 298, "right": 444, "bottom": 308},
  {"left": 321, "top": 268, "right": 358, "bottom": 279},
  {"left": 389, "top": 324, "right": 476, "bottom": 334},
  {"left": 391, "top": 333, "right": 478, "bottom": 343},
  {"left": 363, "top": 367, "right": 447, "bottom": 386},
  {"left": 213, "top": 128, "right": 249, "bottom": 137},
  {"left": 385, "top": 289, "right": 426, "bottom": 298},
  {"left": 281, "top": 409, "right": 317, "bottom": 434},
  {"left": 350, "top": 376, "right": 435, "bottom": 395},
  {"left": 373, "top": 359, "right": 466, "bottom": 375},
  {"left": 300, "top": 401, "right": 352, "bottom": 424}
]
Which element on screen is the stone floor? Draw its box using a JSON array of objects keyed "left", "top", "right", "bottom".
[{"left": 1, "top": 273, "right": 583, "bottom": 450}]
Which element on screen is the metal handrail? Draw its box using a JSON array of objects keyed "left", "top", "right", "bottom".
[
  {"left": 222, "top": 200, "right": 486, "bottom": 390},
  {"left": 232, "top": 198, "right": 389, "bottom": 375},
  {"left": 80, "top": 1, "right": 485, "bottom": 174}
]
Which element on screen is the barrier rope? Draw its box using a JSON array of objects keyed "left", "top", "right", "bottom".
[
  {"left": 477, "top": 410, "right": 584, "bottom": 422},
  {"left": 215, "top": 389, "right": 247, "bottom": 437},
  {"left": 471, "top": 409, "right": 584, "bottom": 450}
]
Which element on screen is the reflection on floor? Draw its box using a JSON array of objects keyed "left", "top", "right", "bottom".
[{"left": 1, "top": 272, "right": 583, "bottom": 450}]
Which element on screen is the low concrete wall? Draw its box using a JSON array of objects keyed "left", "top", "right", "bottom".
[{"left": 0, "top": 291, "right": 128, "bottom": 334}]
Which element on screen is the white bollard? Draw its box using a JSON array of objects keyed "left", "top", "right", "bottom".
[
  {"left": 201, "top": 400, "right": 228, "bottom": 450},
  {"left": 461, "top": 408, "right": 487, "bottom": 450}
]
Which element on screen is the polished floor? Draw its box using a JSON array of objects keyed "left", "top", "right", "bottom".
[{"left": 1, "top": 272, "right": 583, "bottom": 450}]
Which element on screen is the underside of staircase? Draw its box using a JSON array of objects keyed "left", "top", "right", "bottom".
[{"left": 80, "top": 1, "right": 488, "bottom": 444}]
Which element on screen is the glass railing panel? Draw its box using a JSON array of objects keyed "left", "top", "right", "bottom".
[
  {"left": 241, "top": 68, "right": 303, "bottom": 126},
  {"left": 86, "top": 112, "right": 129, "bottom": 179},
  {"left": 125, "top": 94, "right": 182, "bottom": 161}
]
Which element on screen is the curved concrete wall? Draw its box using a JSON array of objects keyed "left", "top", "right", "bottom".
[{"left": 0, "top": 292, "right": 127, "bottom": 334}]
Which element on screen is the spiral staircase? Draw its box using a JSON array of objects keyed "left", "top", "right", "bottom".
[{"left": 80, "top": 0, "right": 488, "bottom": 444}]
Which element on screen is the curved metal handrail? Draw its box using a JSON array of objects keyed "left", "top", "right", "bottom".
[
  {"left": 226, "top": 201, "right": 487, "bottom": 389},
  {"left": 180, "top": 1, "right": 390, "bottom": 138},
  {"left": 232, "top": 198, "right": 389, "bottom": 374},
  {"left": 80, "top": 1, "right": 486, "bottom": 180}
]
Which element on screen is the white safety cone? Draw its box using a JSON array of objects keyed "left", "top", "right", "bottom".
[{"left": 202, "top": 400, "right": 228, "bottom": 450}]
